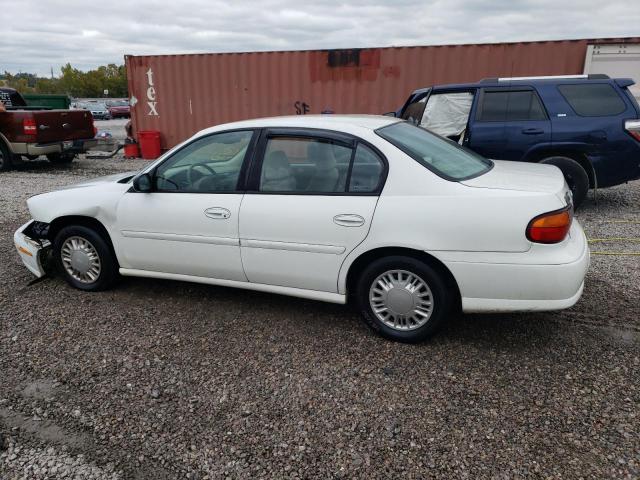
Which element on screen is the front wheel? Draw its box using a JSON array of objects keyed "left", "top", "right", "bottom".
[
  {"left": 0, "top": 142, "right": 13, "bottom": 171},
  {"left": 355, "top": 256, "right": 453, "bottom": 343},
  {"left": 53, "top": 225, "right": 118, "bottom": 291},
  {"left": 540, "top": 156, "right": 589, "bottom": 209}
]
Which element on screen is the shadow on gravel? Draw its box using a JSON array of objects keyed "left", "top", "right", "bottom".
[
  {"left": 112, "top": 274, "right": 579, "bottom": 350},
  {"left": 9, "top": 158, "right": 67, "bottom": 172}
]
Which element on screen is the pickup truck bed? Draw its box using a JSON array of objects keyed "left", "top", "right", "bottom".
[{"left": 0, "top": 87, "right": 97, "bottom": 170}]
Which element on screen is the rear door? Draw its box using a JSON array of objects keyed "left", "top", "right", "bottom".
[
  {"left": 239, "top": 128, "right": 387, "bottom": 293},
  {"left": 469, "top": 87, "right": 551, "bottom": 160}
]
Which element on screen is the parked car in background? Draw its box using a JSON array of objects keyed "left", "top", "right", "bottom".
[
  {"left": 14, "top": 115, "right": 589, "bottom": 342},
  {"left": 397, "top": 75, "right": 640, "bottom": 208},
  {"left": 0, "top": 87, "right": 97, "bottom": 171},
  {"left": 81, "top": 102, "right": 111, "bottom": 120},
  {"left": 106, "top": 99, "right": 130, "bottom": 118}
]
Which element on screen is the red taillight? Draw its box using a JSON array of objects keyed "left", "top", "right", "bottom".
[
  {"left": 625, "top": 119, "right": 640, "bottom": 142},
  {"left": 526, "top": 207, "right": 573, "bottom": 244},
  {"left": 23, "top": 118, "right": 37, "bottom": 136}
]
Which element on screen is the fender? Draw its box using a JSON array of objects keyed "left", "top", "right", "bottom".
[{"left": 521, "top": 141, "right": 592, "bottom": 163}]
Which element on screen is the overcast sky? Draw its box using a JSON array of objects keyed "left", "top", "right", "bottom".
[{"left": 1, "top": 0, "right": 638, "bottom": 76}]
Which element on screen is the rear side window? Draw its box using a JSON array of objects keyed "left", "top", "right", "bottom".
[
  {"left": 257, "top": 136, "right": 385, "bottom": 194},
  {"left": 0, "top": 88, "right": 27, "bottom": 107},
  {"left": 260, "top": 137, "right": 351, "bottom": 193},
  {"left": 558, "top": 84, "right": 626, "bottom": 116},
  {"left": 478, "top": 90, "right": 547, "bottom": 122},
  {"left": 348, "top": 144, "right": 384, "bottom": 193}
]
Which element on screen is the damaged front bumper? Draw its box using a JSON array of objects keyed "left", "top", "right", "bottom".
[{"left": 14, "top": 220, "right": 51, "bottom": 278}]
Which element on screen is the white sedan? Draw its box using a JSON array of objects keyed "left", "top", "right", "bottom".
[{"left": 14, "top": 115, "right": 589, "bottom": 342}]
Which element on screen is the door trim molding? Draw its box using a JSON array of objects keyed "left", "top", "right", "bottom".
[
  {"left": 121, "top": 230, "right": 239, "bottom": 246},
  {"left": 241, "top": 238, "right": 346, "bottom": 255}
]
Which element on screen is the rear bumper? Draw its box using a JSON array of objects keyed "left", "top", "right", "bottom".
[
  {"left": 13, "top": 221, "right": 50, "bottom": 278},
  {"left": 440, "top": 222, "right": 590, "bottom": 313},
  {"left": 10, "top": 138, "right": 98, "bottom": 156}
]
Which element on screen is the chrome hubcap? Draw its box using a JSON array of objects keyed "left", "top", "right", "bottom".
[
  {"left": 369, "top": 269, "right": 434, "bottom": 331},
  {"left": 61, "top": 236, "right": 101, "bottom": 283}
]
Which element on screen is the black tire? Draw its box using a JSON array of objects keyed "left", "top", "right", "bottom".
[
  {"left": 47, "top": 152, "right": 76, "bottom": 164},
  {"left": 540, "top": 156, "right": 589, "bottom": 209},
  {"left": 0, "top": 142, "right": 13, "bottom": 171},
  {"left": 355, "top": 256, "right": 453, "bottom": 343},
  {"left": 53, "top": 225, "right": 118, "bottom": 291}
]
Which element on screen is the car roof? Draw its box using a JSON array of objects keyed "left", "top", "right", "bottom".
[
  {"left": 411, "top": 76, "right": 629, "bottom": 95},
  {"left": 201, "top": 114, "right": 402, "bottom": 134}
]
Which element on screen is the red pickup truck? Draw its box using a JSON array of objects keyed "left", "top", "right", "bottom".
[{"left": 0, "top": 87, "right": 97, "bottom": 171}]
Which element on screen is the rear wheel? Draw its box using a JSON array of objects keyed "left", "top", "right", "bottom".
[
  {"left": 355, "top": 256, "right": 453, "bottom": 342},
  {"left": 53, "top": 225, "right": 118, "bottom": 291},
  {"left": 0, "top": 142, "right": 13, "bottom": 171},
  {"left": 47, "top": 152, "right": 76, "bottom": 164},
  {"left": 540, "top": 156, "right": 589, "bottom": 209}
]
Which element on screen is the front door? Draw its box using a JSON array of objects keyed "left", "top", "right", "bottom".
[
  {"left": 239, "top": 130, "right": 387, "bottom": 293},
  {"left": 469, "top": 87, "right": 551, "bottom": 160},
  {"left": 115, "top": 130, "right": 256, "bottom": 280}
]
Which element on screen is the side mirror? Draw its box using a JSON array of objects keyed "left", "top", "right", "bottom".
[
  {"left": 133, "top": 173, "right": 153, "bottom": 192},
  {"left": 382, "top": 111, "right": 397, "bottom": 117}
]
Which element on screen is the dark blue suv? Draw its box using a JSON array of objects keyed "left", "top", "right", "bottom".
[{"left": 397, "top": 75, "right": 640, "bottom": 207}]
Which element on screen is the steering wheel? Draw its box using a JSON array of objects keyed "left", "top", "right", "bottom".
[{"left": 187, "top": 163, "right": 217, "bottom": 185}]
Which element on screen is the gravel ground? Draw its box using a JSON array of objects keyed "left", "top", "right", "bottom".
[{"left": 1, "top": 155, "right": 639, "bottom": 479}]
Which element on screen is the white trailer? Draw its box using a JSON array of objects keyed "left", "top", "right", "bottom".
[{"left": 584, "top": 43, "right": 640, "bottom": 101}]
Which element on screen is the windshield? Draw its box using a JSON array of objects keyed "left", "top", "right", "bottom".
[{"left": 376, "top": 122, "right": 492, "bottom": 181}]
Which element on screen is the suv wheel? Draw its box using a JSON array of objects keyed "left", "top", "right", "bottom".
[
  {"left": 540, "top": 156, "right": 589, "bottom": 209},
  {"left": 53, "top": 225, "right": 118, "bottom": 291},
  {"left": 0, "top": 142, "right": 13, "bottom": 172},
  {"left": 355, "top": 256, "right": 453, "bottom": 342}
]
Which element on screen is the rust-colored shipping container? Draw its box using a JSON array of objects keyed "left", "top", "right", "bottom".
[{"left": 125, "top": 37, "right": 639, "bottom": 149}]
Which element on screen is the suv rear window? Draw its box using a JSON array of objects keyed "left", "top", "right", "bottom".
[
  {"left": 558, "top": 84, "right": 626, "bottom": 116},
  {"left": 376, "top": 122, "right": 492, "bottom": 181},
  {"left": 478, "top": 90, "right": 547, "bottom": 122}
]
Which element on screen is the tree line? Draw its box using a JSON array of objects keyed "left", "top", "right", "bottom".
[{"left": 0, "top": 63, "right": 128, "bottom": 98}]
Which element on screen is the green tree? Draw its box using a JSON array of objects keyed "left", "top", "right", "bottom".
[{"left": 2, "top": 63, "right": 128, "bottom": 98}]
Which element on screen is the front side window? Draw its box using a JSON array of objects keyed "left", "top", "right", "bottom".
[
  {"left": 155, "top": 130, "right": 253, "bottom": 192},
  {"left": 558, "top": 83, "right": 626, "bottom": 116},
  {"left": 422, "top": 92, "right": 475, "bottom": 139},
  {"left": 478, "top": 90, "right": 547, "bottom": 122},
  {"left": 377, "top": 122, "right": 492, "bottom": 181},
  {"left": 260, "top": 137, "right": 352, "bottom": 193},
  {"left": 401, "top": 97, "right": 427, "bottom": 125}
]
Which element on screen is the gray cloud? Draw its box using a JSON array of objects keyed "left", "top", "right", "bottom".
[{"left": 1, "top": 0, "right": 638, "bottom": 76}]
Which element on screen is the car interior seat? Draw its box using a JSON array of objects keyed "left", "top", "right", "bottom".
[
  {"left": 306, "top": 142, "right": 340, "bottom": 192},
  {"left": 261, "top": 150, "right": 296, "bottom": 191}
]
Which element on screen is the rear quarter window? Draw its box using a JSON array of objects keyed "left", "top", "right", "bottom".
[{"left": 558, "top": 83, "right": 626, "bottom": 117}]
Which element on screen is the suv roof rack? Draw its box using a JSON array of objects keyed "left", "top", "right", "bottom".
[{"left": 479, "top": 74, "right": 610, "bottom": 83}]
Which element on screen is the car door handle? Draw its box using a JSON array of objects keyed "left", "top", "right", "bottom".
[
  {"left": 521, "top": 128, "right": 544, "bottom": 135},
  {"left": 333, "top": 214, "right": 365, "bottom": 227},
  {"left": 204, "top": 207, "right": 231, "bottom": 220}
]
